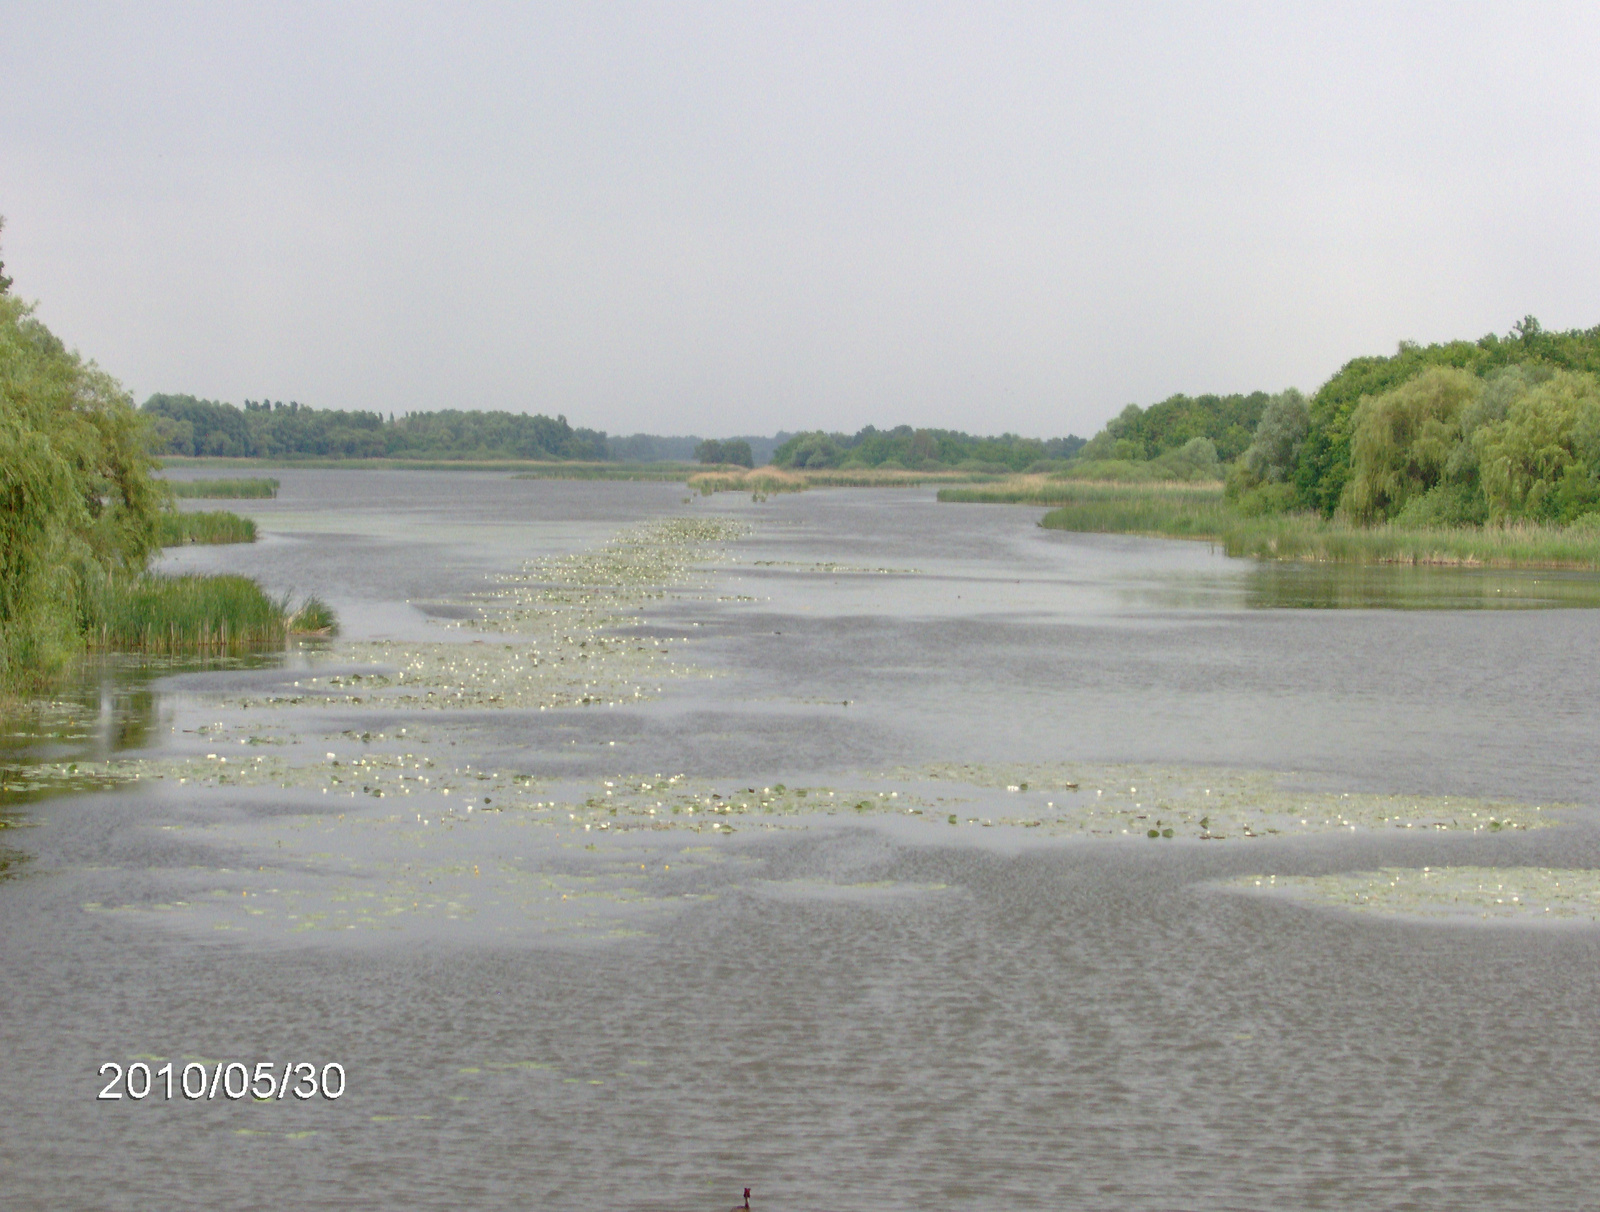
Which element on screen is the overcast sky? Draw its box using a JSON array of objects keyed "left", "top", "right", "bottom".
[{"left": 4, "top": 2, "right": 1598, "bottom": 438}]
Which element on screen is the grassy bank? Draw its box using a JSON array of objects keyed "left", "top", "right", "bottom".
[
  {"left": 996, "top": 479, "right": 1600, "bottom": 568},
  {"left": 165, "top": 477, "right": 279, "bottom": 498},
  {"left": 157, "top": 510, "right": 257, "bottom": 546}
]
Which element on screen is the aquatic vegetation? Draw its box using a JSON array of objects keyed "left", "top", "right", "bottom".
[
  {"left": 511, "top": 463, "right": 696, "bottom": 482},
  {"left": 947, "top": 478, "right": 1600, "bottom": 569},
  {"left": 288, "top": 595, "right": 338, "bottom": 636},
  {"left": 1, "top": 293, "right": 165, "bottom": 690},
  {"left": 1223, "top": 867, "right": 1600, "bottom": 923},
  {"left": 156, "top": 509, "right": 257, "bottom": 545},
  {"left": 225, "top": 517, "right": 743, "bottom": 712},
  {"left": 164, "top": 478, "right": 278, "bottom": 499},
  {"left": 886, "top": 762, "right": 1554, "bottom": 839},
  {"left": 939, "top": 476, "right": 1223, "bottom": 507},
  {"left": 88, "top": 574, "right": 289, "bottom": 653}
]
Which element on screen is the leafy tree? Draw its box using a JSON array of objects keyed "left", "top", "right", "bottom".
[
  {"left": 772, "top": 425, "right": 1073, "bottom": 471},
  {"left": 719, "top": 439, "right": 754, "bottom": 467},
  {"left": 1474, "top": 371, "right": 1600, "bottom": 522},
  {"left": 141, "top": 397, "right": 610, "bottom": 461},
  {"left": 775, "top": 432, "right": 846, "bottom": 468},
  {"left": 0, "top": 216, "right": 12, "bottom": 294},
  {"left": 1242, "top": 389, "right": 1310, "bottom": 484},
  {"left": 1079, "top": 392, "right": 1271, "bottom": 464},
  {"left": 1342, "top": 368, "right": 1480, "bottom": 522},
  {"left": 1292, "top": 319, "right": 1600, "bottom": 515},
  {"left": 2, "top": 295, "right": 162, "bottom": 686}
]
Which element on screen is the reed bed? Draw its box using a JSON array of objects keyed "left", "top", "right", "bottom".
[
  {"left": 165, "top": 477, "right": 279, "bottom": 498},
  {"left": 512, "top": 463, "right": 699, "bottom": 481},
  {"left": 689, "top": 468, "right": 809, "bottom": 496},
  {"left": 1019, "top": 481, "right": 1600, "bottom": 568},
  {"left": 88, "top": 575, "right": 289, "bottom": 654},
  {"left": 939, "top": 475, "right": 1224, "bottom": 506},
  {"left": 1219, "top": 516, "right": 1600, "bottom": 568},
  {"left": 690, "top": 465, "right": 1007, "bottom": 496},
  {"left": 289, "top": 595, "right": 339, "bottom": 636},
  {"left": 157, "top": 510, "right": 257, "bottom": 546}
]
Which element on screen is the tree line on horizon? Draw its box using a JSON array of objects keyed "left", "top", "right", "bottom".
[
  {"left": 129, "top": 313, "right": 1600, "bottom": 526},
  {"left": 139, "top": 393, "right": 1084, "bottom": 471}
]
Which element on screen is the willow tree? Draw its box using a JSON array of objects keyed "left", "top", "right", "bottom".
[
  {"left": 1, "top": 292, "right": 163, "bottom": 687},
  {"left": 1341, "top": 367, "right": 1482, "bottom": 523},
  {"left": 1474, "top": 370, "right": 1600, "bottom": 523}
]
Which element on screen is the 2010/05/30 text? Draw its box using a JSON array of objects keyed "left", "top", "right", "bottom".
[{"left": 98, "top": 1061, "right": 345, "bottom": 1101}]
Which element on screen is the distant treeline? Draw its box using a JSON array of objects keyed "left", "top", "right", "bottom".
[
  {"left": 772, "top": 426, "right": 1086, "bottom": 473},
  {"left": 141, "top": 395, "right": 799, "bottom": 465},
  {"left": 143, "top": 396, "right": 609, "bottom": 461}
]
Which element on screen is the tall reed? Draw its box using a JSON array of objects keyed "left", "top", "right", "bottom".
[
  {"left": 86, "top": 574, "right": 289, "bottom": 654},
  {"left": 157, "top": 510, "right": 257, "bottom": 546},
  {"left": 165, "top": 477, "right": 279, "bottom": 498},
  {"left": 1018, "top": 481, "right": 1600, "bottom": 569}
]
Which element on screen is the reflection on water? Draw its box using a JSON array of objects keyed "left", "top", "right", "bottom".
[
  {"left": 1244, "top": 560, "right": 1600, "bottom": 610},
  {"left": 0, "top": 652, "right": 289, "bottom": 801}
]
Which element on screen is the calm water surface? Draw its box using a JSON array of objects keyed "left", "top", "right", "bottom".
[{"left": 3, "top": 471, "right": 1599, "bottom": 1210}]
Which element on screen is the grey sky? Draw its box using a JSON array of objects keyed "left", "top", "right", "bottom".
[{"left": 4, "top": 2, "right": 1598, "bottom": 439}]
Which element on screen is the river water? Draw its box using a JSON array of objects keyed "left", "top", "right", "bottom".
[{"left": 3, "top": 471, "right": 1600, "bottom": 1210}]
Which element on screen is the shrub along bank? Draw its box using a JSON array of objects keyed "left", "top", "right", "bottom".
[{"left": 0, "top": 248, "right": 329, "bottom": 695}]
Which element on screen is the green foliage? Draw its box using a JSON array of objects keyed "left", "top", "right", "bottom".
[
  {"left": 1293, "top": 319, "right": 1600, "bottom": 515},
  {"left": 1078, "top": 391, "right": 1270, "bottom": 464},
  {"left": 1241, "top": 389, "right": 1309, "bottom": 485},
  {"left": 1474, "top": 371, "right": 1600, "bottom": 522},
  {"left": 1, "top": 295, "right": 164, "bottom": 689},
  {"left": 1342, "top": 367, "right": 1481, "bottom": 522},
  {"left": 1037, "top": 482, "right": 1232, "bottom": 537},
  {"left": 157, "top": 510, "right": 257, "bottom": 546},
  {"left": 773, "top": 426, "right": 1083, "bottom": 472},
  {"left": 695, "top": 438, "right": 754, "bottom": 467},
  {"left": 775, "top": 431, "right": 847, "bottom": 468},
  {"left": 142, "top": 395, "right": 609, "bottom": 461},
  {"left": 165, "top": 477, "right": 278, "bottom": 498},
  {"left": 289, "top": 595, "right": 339, "bottom": 636},
  {"left": 1029, "top": 479, "right": 1600, "bottom": 568},
  {"left": 86, "top": 574, "right": 288, "bottom": 654}
]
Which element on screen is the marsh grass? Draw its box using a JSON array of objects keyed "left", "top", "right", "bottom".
[
  {"left": 1220, "top": 516, "right": 1600, "bottom": 568},
  {"left": 88, "top": 574, "right": 288, "bottom": 654},
  {"left": 1009, "top": 479, "right": 1600, "bottom": 568},
  {"left": 691, "top": 465, "right": 1007, "bottom": 496},
  {"left": 690, "top": 468, "right": 809, "bottom": 497},
  {"left": 157, "top": 510, "right": 257, "bottom": 546},
  {"left": 289, "top": 595, "right": 339, "bottom": 636},
  {"left": 939, "top": 476, "right": 1224, "bottom": 508},
  {"left": 166, "top": 477, "right": 279, "bottom": 498},
  {"left": 512, "top": 463, "right": 699, "bottom": 481}
]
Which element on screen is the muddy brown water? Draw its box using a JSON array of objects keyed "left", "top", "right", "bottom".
[{"left": 3, "top": 472, "right": 1599, "bottom": 1210}]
